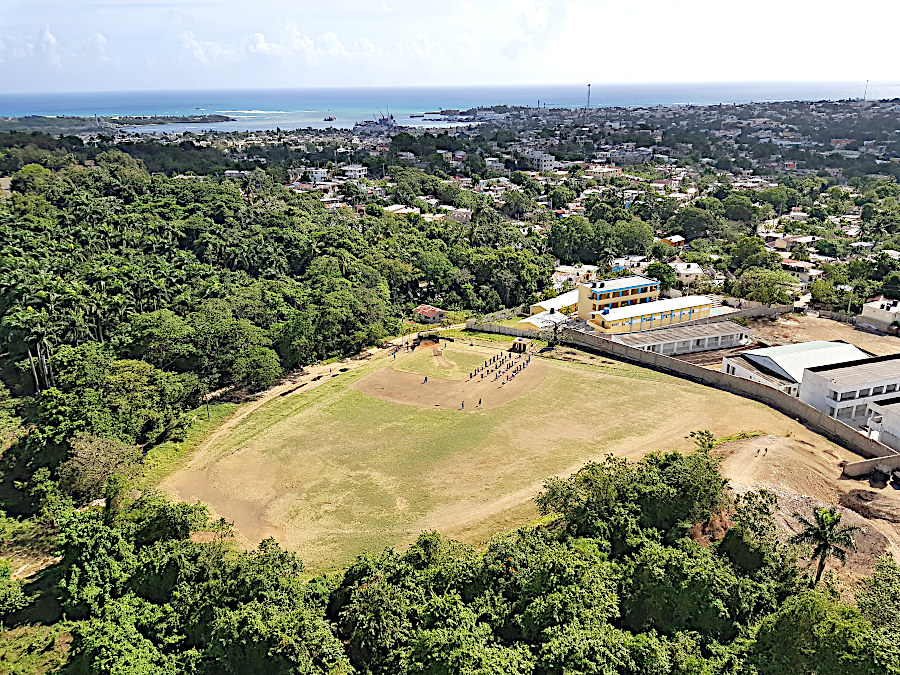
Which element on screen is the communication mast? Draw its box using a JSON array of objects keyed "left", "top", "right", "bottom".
[{"left": 586, "top": 83, "right": 591, "bottom": 110}]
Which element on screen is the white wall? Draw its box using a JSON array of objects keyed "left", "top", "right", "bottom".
[{"left": 722, "top": 357, "right": 797, "bottom": 395}]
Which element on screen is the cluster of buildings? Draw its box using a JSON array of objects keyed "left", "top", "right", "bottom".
[
  {"left": 721, "top": 340, "right": 900, "bottom": 453},
  {"left": 519, "top": 274, "right": 721, "bottom": 334}
]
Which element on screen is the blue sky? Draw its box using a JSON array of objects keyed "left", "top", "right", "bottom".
[{"left": 1, "top": 0, "right": 896, "bottom": 93}]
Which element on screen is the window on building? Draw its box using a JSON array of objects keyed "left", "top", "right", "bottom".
[
  {"left": 859, "top": 388, "right": 871, "bottom": 398},
  {"left": 839, "top": 391, "right": 856, "bottom": 401},
  {"left": 873, "top": 386, "right": 884, "bottom": 396},
  {"left": 887, "top": 384, "right": 898, "bottom": 393}
]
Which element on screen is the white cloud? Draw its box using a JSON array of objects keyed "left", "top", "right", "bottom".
[
  {"left": 0, "top": 25, "right": 114, "bottom": 71},
  {"left": 178, "top": 31, "right": 238, "bottom": 65},
  {"left": 2, "top": 0, "right": 899, "bottom": 92}
]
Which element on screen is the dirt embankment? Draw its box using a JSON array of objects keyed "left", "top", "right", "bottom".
[{"left": 717, "top": 435, "right": 900, "bottom": 582}]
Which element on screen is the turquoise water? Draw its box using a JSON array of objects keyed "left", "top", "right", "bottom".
[{"left": 2, "top": 83, "right": 898, "bottom": 133}]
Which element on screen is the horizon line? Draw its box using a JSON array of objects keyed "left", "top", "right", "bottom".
[{"left": 2, "top": 79, "right": 896, "bottom": 98}]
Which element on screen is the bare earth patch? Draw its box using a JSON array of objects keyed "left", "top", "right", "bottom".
[
  {"left": 717, "top": 435, "right": 900, "bottom": 583},
  {"left": 750, "top": 314, "right": 900, "bottom": 355}
]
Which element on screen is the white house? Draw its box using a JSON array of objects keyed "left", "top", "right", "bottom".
[
  {"left": 343, "top": 165, "right": 367, "bottom": 180},
  {"left": 308, "top": 168, "right": 329, "bottom": 184},
  {"left": 669, "top": 262, "right": 706, "bottom": 287},
  {"left": 861, "top": 298, "right": 900, "bottom": 328},
  {"left": 781, "top": 259, "right": 823, "bottom": 289}
]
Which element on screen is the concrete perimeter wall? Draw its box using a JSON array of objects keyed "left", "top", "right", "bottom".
[
  {"left": 465, "top": 320, "right": 550, "bottom": 341},
  {"left": 560, "top": 327, "right": 899, "bottom": 470},
  {"left": 479, "top": 305, "right": 528, "bottom": 322}
]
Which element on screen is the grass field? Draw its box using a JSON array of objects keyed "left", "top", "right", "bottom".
[{"left": 160, "top": 338, "right": 838, "bottom": 570}]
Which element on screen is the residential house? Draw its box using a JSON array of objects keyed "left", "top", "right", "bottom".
[
  {"left": 343, "top": 165, "right": 367, "bottom": 180},
  {"left": 861, "top": 297, "right": 900, "bottom": 329},
  {"left": 781, "top": 259, "right": 822, "bottom": 288},
  {"left": 413, "top": 304, "right": 447, "bottom": 324},
  {"left": 669, "top": 261, "right": 706, "bottom": 287},
  {"left": 660, "top": 234, "right": 686, "bottom": 248}
]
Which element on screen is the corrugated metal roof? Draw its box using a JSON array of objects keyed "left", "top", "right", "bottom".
[
  {"left": 611, "top": 320, "right": 749, "bottom": 347},
  {"left": 807, "top": 353, "right": 900, "bottom": 388},
  {"left": 742, "top": 341, "right": 868, "bottom": 384},
  {"left": 531, "top": 289, "right": 579, "bottom": 312}
]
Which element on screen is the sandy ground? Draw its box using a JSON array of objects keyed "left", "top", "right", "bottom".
[
  {"left": 353, "top": 348, "right": 546, "bottom": 411},
  {"left": 749, "top": 314, "right": 900, "bottom": 355},
  {"left": 718, "top": 435, "right": 900, "bottom": 583}
]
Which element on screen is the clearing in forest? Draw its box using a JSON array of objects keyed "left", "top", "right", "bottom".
[{"left": 160, "top": 336, "right": 860, "bottom": 570}]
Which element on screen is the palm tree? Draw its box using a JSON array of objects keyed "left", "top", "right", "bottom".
[{"left": 790, "top": 507, "right": 860, "bottom": 586}]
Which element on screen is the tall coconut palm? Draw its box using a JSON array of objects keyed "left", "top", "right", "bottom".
[{"left": 790, "top": 507, "right": 860, "bottom": 586}]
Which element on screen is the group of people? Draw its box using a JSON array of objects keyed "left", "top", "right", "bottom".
[{"left": 468, "top": 351, "right": 532, "bottom": 387}]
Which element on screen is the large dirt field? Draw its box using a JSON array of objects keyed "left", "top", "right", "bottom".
[
  {"left": 160, "top": 336, "right": 887, "bottom": 571},
  {"left": 749, "top": 314, "right": 900, "bottom": 355}
]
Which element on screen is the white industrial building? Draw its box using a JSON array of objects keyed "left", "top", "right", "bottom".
[
  {"left": 799, "top": 354, "right": 900, "bottom": 422},
  {"left": 722, "top": 341, "right": 869, "bottom": 396}
]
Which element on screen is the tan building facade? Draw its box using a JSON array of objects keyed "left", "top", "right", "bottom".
[
  {"left": 589, "top": 296, "right": 713, "bottom": 334},
  {"left": 576, "top": 275, "right": 661, "bottom": 320}
]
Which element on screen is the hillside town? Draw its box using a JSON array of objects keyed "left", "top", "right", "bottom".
[{"left": 3, "top": 92, "right": 900, "bottom": 673}]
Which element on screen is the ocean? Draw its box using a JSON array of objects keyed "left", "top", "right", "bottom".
[{"left": 2, "top": 82, "right": 898, "bottom": 134}]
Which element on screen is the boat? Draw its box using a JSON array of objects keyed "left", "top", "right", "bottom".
[
  {"left": 324, "top": 116, "right": 336, "bottom": 122},
  {"left": 353, "top": 108, "right": 401, "bottom": 131},
  {"left": 409, "top": 114, "right": 424, "bottom": 118}
]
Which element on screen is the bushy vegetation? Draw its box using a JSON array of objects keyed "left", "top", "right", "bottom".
[{"left": 1, "top": 444, "right": 896, "bottom": 674}]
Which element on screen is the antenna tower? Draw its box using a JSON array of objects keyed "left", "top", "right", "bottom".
[{"left": 586, "top": 83, "right": 591, "bottom": 109}]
